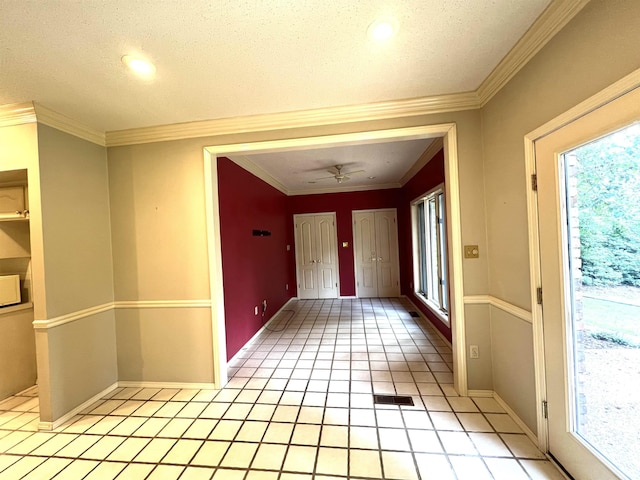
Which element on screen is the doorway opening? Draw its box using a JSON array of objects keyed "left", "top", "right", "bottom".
[{"left": 204, "top": 123, "right": 466, "bottom": 394}]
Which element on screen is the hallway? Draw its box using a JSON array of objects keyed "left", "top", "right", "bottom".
[{"left": 0, "top": 298, "right": 564, "bottom": 479}]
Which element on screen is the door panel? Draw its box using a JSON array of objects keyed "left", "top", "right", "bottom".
[
  {"left": 294, "top": 213, "right": 338, "bottom": 299},
  {"left": 296, "top": 217, "right": 317, "bottom": 299},
  {"left": 375, "top": 210, "right": 400, "bottom": 297},
  {"left": 353, "top": 209, "right": 400, "bottom": 298},
  {"left": 536, "top": 86, "right": 640, "bottom": 480},
  {"left": 353, "top": 212, "right": 378, "bottom": 298}
]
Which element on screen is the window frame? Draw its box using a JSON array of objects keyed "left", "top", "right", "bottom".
[{"left": 411, "top": 184, "right": 449, "bottom": 325}]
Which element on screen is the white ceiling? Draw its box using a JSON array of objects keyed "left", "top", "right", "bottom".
[
  {"left": 1, "top": 0, "right": 554, "bottom": 194},
  {"left": 1, "top": 0, "right": 550, "bottom": 133},
  {"left": 230, "top": 137, "right": 436, "bottom": 195}
]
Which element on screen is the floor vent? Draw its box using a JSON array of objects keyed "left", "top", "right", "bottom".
[
  {"left": 408, "top": 311, "right": 420, "bottom": 318},
  {"left": 373, "top": 395, "right": 415, "bottom": 406}
]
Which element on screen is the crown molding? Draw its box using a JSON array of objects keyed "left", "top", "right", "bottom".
[
  {"left": 477, "top": 0, "right": 590, "bottom": 106},
  {"left": 288, "top": 182, "right": 400, "bottom": 196},
  {"left": 226, "top": 155, "right": 289, "bottom": 195},
  {"left": 0, "top": 102, "right": 37, "bottom": 128},
  {"left": 399, "top": 137, "right": 444, "bottom": 186},
  {"left": 105, "top": 91, "right": 480, "bottom": 147},
  {"left": 0, "top": 101, "right": 105, "bottom": 146},
  {"left": 34, "top": 103, "right": 106, "bottom": 146}
]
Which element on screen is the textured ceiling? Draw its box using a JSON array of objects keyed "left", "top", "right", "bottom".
[
  {"left": 1, "top": 0, "right": 550, "bottom": 132},
  {"left": 231, "top": 137, "right": 435, "bottom": 194}
]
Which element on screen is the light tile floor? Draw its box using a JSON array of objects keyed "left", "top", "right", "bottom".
[{"left": 0, "top": 298, "right": 567, "bottom": 479}]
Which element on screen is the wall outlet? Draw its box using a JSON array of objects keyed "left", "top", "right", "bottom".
[
  {"left": 285, "top": 283, "right": 289, "bottom": 290},
  {"left": 469, "top": 345, "right": 479, "bottom": 359},
  {"left": 254, "top": 306, "right": 259, "bottom": 315}
]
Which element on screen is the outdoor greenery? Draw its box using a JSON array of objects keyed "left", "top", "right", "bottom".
[{"left": 574, "top": 124, "right": 640, "bottom": 286}]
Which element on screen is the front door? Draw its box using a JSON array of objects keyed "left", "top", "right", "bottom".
[
  {"left": 294, "top": 213, "right": 339, "bottom": 299},
  {"left": 535, "top": 85, "right": 640, "bottom": 480}
]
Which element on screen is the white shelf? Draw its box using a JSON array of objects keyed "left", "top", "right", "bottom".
[
  {"left": 0, "top": 213, "right": 29, "bottom": 223},
  {"left": 0, "top": 302, "right": 33, "bottom": 316}
]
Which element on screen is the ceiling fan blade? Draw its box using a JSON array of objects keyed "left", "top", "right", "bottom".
[{"left": 343, "top": 169, "right": 365, "bottom": 175}]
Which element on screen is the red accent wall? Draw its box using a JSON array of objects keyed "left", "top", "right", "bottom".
[
  {"left": 289, "top": 189, "right": 400, "bottom": 296},
  {"left": 398, "top": 149, "right": 451, "bottom": 341},
  {"left": 217, "top": 158, "right": 294, "bottom": 359}
]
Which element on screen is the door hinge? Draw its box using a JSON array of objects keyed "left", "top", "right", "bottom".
[
  {"left": 542, "top": 400, "right": 548, "bottom": 419},
  {"left": 531, "top": 173, "right": 538, "bottom": 191},
  {"left": 536, "top": 287, "right": 543, "bottom": 305}
]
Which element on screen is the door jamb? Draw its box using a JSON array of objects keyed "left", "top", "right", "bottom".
[
  {"left": 203, "top": 123, "right": 467, "bottom": 395},
  {"left": 524, "top": 67, "right": 640, "bottom": 451}
]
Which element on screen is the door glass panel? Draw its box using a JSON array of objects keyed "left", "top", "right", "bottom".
[{"left": 563, "top": 123, "right": 640, "bottom": 480}]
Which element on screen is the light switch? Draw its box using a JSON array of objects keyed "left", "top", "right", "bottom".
[
  {"left": 342, "top": 242, "right": 349, "bottom": 248},
  {"left": 464, "top": 245, "right": 479, "bottom": 258}
]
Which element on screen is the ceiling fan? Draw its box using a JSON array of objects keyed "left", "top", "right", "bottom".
[{"left": 316, "top": 165, "right": 365, "bottom": 184}]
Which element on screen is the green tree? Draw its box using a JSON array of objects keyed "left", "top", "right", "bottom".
[{"left": 573, "top": 124, "right": 640, "bottom": 286}]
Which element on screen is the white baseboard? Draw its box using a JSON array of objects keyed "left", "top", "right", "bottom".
[
  {"left": 117, "top": 381, "right": 217, "bottom": 390},
  {"left": 228, "top": 298, "right": 297, "bottom": 366},
  {"left": 493, "top": 392, "right": 538, "bottom": 444},
  {"left": 467, "top": 389, "right": 494, "bottom": 398},
  {"left": 39, "top": 382, "right": 118, "bottom": 431},
  {"left": 402, "top": 296, "right": 452, "bottom": 347}
]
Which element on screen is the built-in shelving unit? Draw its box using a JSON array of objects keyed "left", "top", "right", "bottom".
[{"left": 0, "top": 170, "right": 31, "bottom": 306}]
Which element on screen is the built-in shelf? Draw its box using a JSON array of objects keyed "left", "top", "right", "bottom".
[
  {"left": 0, "top": 302, "right": 33, "bottom": 316},
  {"left": 0, "top": 214, "right": 29, "bottom": 223}
]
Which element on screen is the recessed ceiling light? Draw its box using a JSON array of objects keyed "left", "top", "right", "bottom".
[
  {"left": 121, "top": 55, "right": 156, "bottom": 77},
  {"left": 368, "top": 18, "right": 397, "bottom": 42},
  {"left": 368, "top": 176, "right": 376, "bottom": 179}
]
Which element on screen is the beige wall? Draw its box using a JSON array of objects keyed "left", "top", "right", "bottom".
[
  {"left": 115, "top": 308, "right": 213, "bottom": 383},
  {"left": 37, "top": 125, "right": 114, "bottom": 317},
  {"left": 39, "top": 310, "right": 117, "bottom": 421},
  {"left": 481, "top": 0, "right": 640, "bottom": 431},
  {"left": 108, "top": 140, "right": 214, "bottom": 383},
  {"left": 107, "top": 110, "right": 489, "bottom": 385},
  {"left": 35, "top": 125, "right": 117, "bottom": 423}
]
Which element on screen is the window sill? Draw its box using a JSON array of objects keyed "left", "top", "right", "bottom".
[{"left": 414, "top": 292, "right": 449, "bottom": 326}]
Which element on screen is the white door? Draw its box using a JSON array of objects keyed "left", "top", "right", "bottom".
[
  {"left": 294, "top": 213, "right": 339, "bottom": 299},
  {"left": 353, "top": 209, "right": 400, "bottom": 298},
  {"left": 535, "top": 86, "right": 640, "bottom": 480}
]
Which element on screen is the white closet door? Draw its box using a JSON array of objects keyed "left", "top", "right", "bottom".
[
  {"left": 315, "top": 214, "right": 339, "bottom": 299},
  {"left": 294, "top": 213, "right": 339, "bottom": 299},
  {"left": 295, "top": 215, "right": 319, "bottom": 299},
  {"left": 374, "top": 210, "right": 400, "bottom": 297},
  {"left": 353, "top": 212, "right": 378, "bottom": 298}
]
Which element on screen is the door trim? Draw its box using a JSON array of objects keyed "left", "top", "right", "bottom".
[
  {"left": 203, "top": 122, "right": 467, "bottom": 395},
  {"left": 524, "top": 67, "right": 640, "bottom": 451}
]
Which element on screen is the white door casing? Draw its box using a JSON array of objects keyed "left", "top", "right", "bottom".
[
  {"left": 204, "top": 122, "right": 466, "bottom": 395},
  {"left": 294, "top": 213, "right": 339, "bottom": 299},
  {"left": 353, "top": 209, "right": 400, "bottom": 298},
  {"left": 533, "top": 85, "right": 640, "bottom": 479}
]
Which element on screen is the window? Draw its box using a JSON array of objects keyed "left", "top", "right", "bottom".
[{"left": 413, "top": 186, "right": 449, "bottom": 322}]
